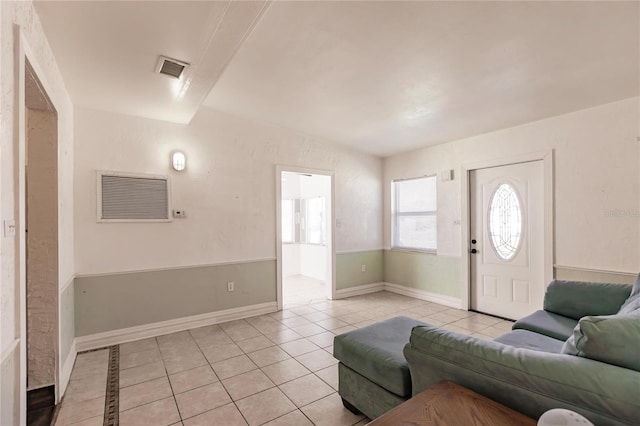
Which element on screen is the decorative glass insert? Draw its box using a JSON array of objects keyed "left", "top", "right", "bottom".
[{"left": 488, "top": 183, "right": 522, "bottom": 260}]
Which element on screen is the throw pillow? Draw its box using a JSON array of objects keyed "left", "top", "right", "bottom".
[
  {"left": 631, "top": 273, "right": 640, "bottom": 297},
  {"left": 561, "top": 312, "right": 640, "bottom": 371},
  {"left": 617, "top": 274, "right": 640, "bottom": 314}
]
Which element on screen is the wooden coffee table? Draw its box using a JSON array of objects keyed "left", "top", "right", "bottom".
[{"left": 368, "top": 380, "right": 536, "bottom": 425}]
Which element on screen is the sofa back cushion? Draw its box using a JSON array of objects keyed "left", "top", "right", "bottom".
[
  {"left": 543, "top": 280, "right": 632, "bottom": 320},
  {"left": 562, "top": 312, "right": 640, "bottom": 371}
]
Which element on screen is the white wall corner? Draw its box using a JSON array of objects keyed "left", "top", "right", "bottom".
[
  {"left": 74, "top": 302, "right": 278, "bottom": 352},
  {"left": 383, "top": 282, "right": 463, "bottom": 309},
  {"left": 59, "top": 339, "right": 77, "bottom": 402}
]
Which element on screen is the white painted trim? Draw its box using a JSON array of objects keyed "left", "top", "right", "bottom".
[
  {"left": 554, "top": 265, "right": 638, "bottom": 277},
  {"left": 16, "top": 26, "right": 29, "bottom": 425},
  {"left": 334, "top": 282, "right": 386, "bottom": 299},
  {"left": 96, "top": 170, "right": 172, "bottom": 223},
  {"left": 384, "top": 282, "right": 463, "bottom": 309},
  {"left": 75, "top": 258, "right": 277, "bottom": 279},
  {"left": 460, "top": 150, "right": 554, "bottom": 311},
  {"left": 336, "top": 281, "right": 464, "bottom": 308},
  {"left": 0, "top": 339, "right": 20, "bottom": 364},
  {"left": 75, "top": 302, "right": 278, "bottom": 352},
  {"left": 275, "top": 165, "right": 336, "bottom": 310},
  {"left": 59, "top": 275, "right": 75, "bottom": 294},
  {"left": 59, "top": 340, "right": 76, "bottom": 399},
  {"left": 335, "top": 249, "right": 384, "bottom": 255}
]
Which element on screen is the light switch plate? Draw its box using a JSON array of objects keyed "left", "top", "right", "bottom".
[{"left": 4, "top": 220, "right": 16, "bottom": 237}]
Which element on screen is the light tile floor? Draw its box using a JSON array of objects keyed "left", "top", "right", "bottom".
[
  {"left": 283, "top": 275, "right": 327, "bottom": 305},
  {"left": 55, "top": 291, "right": 513, "bottom": 426}
]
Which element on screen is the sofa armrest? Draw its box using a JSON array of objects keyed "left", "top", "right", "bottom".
[
  {"left": 543, "top": 279, "right": 631, "bottom": 319},
  {"left": 404, "top": 325, "right": 639, "bottom": 425}
]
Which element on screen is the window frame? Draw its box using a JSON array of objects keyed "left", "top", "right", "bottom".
[{"left": 391, "top": 175, "right": 437, "bottom": 253}]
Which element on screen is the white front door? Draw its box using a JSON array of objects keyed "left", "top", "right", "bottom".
[{"left": 470, "top": 161, "right": 544, "bottom": 320}]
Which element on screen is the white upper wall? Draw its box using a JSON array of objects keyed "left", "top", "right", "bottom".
[
  {"left": 384, "top": 97, "right": 640, "bottom": 273},
  {"left": 74, "top": 107, "right": 383, "bottom": 275}
]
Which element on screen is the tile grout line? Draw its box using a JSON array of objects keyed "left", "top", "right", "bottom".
[
  {"left": 75, "top": 294, "right": 505, "bottom": 425},
  {"left": 103, "top": 345, "right": 120, "bottom": 426},
  {"left": 157, "top": 336, "right": 187, "bottom": 425}
]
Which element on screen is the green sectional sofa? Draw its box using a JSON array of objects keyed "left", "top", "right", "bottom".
[
  {"left": 334, "top": 276, "right": 640, "bottom": 425},
  {"left": 404, "top": 277, "right": 640, "bottom": 425}
]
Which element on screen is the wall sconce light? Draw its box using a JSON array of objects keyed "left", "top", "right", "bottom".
[{"left": 171, "top": 151, "right": 186, "bottom": 171}]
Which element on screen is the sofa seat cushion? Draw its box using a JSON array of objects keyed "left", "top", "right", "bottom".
[
  {"left": 494, "top": 330, "right": 565, "bottom": 353},
  {"left": 333, "top": 316, "right": 427, "bottom": 397},
  {"left": 513, "top": 310, "right": 578, "bottom": 341}
]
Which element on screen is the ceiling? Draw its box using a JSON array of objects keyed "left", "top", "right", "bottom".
[{"left": 36, "top": 1, "right": 639, "bottom": 157}]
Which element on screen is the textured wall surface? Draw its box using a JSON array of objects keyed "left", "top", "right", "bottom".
[
  {"left": 74, "top": 106, "right": 383, "bottom": 275},
  {"left": 336, "top": 250, "right": 384, "bottom": 289},
  {"left": 384, "top": 251, "right": 461, "bottom": 297},
  {"left": 384, "top": 98, "right": 640, "bottom": 275},
  {"left": 26, "top": 108, "right": 58, "bottom": 389},
  {"left": 74, "top": 260, "right": 276, "bottom": 337},
  {"left": 59, "top": 280, "right": 74, "bottom": 366}
]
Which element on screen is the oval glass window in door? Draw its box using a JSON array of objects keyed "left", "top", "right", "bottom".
[{"left": 488, "top": 183, "right": 523, "bottom": 260}]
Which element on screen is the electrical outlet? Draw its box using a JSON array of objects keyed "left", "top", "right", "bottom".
[
  {"left": 227, "top": 281, "right": 234, "bottom": 292},
  {"left": 361, "top": 264, "right": 366, "bottom": 272}
]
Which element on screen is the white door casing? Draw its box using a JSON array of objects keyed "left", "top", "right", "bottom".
[
  {"left": 275, "top": 165, "right": 336, "bottom": 310},
  {"left": 470, "top": 160, "right": 545, "bottom": 320}
]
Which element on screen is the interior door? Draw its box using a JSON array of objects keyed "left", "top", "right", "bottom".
[{"left": 470, "top": 161, "right": 544, "bottom": 320}]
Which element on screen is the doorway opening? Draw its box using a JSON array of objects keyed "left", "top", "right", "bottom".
[
  {"left": 276, "top": 168, "right": 335, "bottom": 309},
  {"left": 24, "top": 60, "right": 59, "bottom": 425}
]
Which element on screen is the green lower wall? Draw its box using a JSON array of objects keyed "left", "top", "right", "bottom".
[
  {"left": 75, "top": 260, "right": 276, "bottom": 337},
  {"left": 383, "top": 250, "right": 461, "bottom": 298},
  {"left": 336, "top": 250, "right": 384, "bottom": 290},
  {"left": 60, "top": 280, "right": 75, "bottom": 362},
  {"left": 74, "top": 251, "right": 469, "bottom": 338}
]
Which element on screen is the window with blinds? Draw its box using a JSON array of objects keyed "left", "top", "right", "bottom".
[
  {"left": 98, "top": 172, "right": 170, "bottom": 222},
  {"left": 392, "top": 175, "right": 437, "bottom": 251}
]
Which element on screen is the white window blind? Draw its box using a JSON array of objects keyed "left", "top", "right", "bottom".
[
  {"left": 282, "top": 199, "right": 295, "bottom": 243},
  {"left": 392, "top": 175, "right": 437, "bottom": 251},
  {"left": 305, "top": 197, "right": 326, "bottom": 245},
  {"left": 99, "top": 173, "right": 170, "bottom": 221}
]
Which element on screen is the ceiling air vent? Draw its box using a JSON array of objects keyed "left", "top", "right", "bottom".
[{"left": 155, "top": 56, "right": 189, "bottom": 79}]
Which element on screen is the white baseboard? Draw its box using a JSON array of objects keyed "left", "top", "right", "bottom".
[
  {"left": 334, "top": 282, "right": 385, "bottom": 299},
  {"left": 334, "top": 282, "right": 463, "bottom": 309},
  {"left": 75, "top": 302, "right": 278, "bottom": 352},
  {"left": 59, "top": 340, "right": 77, "bottom": 401},
  {"left": 384, "top": 282, "right": 463, "bottom": 309}
]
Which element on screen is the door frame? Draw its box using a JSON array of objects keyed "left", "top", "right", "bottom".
[
  {"left": 15, "top": 25, "right": 63, "bottom": 412},
  {"left": 460, "top": 150, "right": 554, "bottom": 311},
  {"left": 275, "top": 165, "right": 336, "bottom": 310}
]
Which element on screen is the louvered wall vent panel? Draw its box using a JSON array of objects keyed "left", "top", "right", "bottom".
[
  {"left": 99, "top": 173, "right": 169, "bottom": 221},
  {"left": 155, "top": 56, "right": 189, "bottom": 79}
]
